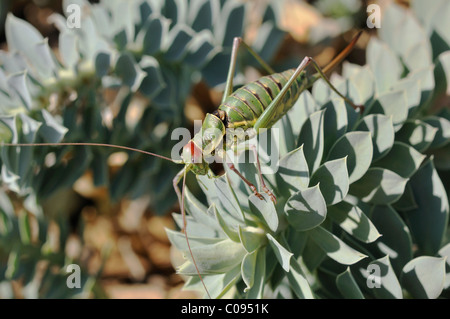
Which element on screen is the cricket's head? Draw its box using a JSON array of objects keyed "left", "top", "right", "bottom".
[
  {"left": 182, "top": 140, "right": 209, "bottom": 175},
  {"left": 182, "top": 113, "right": 226, "bottom": 176}
]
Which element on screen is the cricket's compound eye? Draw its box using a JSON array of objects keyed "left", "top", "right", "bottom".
[{"left": 182, "top": 140, "right": 203, "bottom": 164}]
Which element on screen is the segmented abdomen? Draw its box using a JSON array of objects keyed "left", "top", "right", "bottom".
[{"left": 219, "top": 69, "right": 309, "bottom": 130}]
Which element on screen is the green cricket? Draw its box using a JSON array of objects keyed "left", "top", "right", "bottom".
[{"left": 3, "top": 31, "right": 362, "bottom": 299}]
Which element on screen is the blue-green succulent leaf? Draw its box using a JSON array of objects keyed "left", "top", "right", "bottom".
[
  {"left": 349, "top": 168, "right": 407, "bottom": 205},
  {"left": 401, "top": 256, "right": 446, "bottom": 299},
  {"left": 297, "top": 110, "right": 325, "bottom": 175},
  {"left": 166, "top": 228, "right": 222, "bottom": 251},
  {"left": 238, "top": 225, "right": 266, "bottom": 253},
  {"left": 217, "top": 0, "right": 245, "bottom": 47},
  {"left": 38, "top": 110, "right": 68, "bottom": 143},
  {"left": 393, "top": 182, "right": 419, "bottom": 212},
  {"left": 310, "top": 157, "right": 349, "bottom": 206},
  {"left": 290, "top": 91, "right": 318, "bottom": 137},
  {"left": 328, "top": 201, "right": 381, "bottom": 243},
  {"left": 178, "top": 238, "right": 247, "bottom": 275},
  {"left": 275, "top": 146, "right": 309, "bottom": 197},
  {"left": 373, "top": 142, "right": 426, "bottom": 178},
  {"left": 215, "top": 204, "right": 240, "bottom": 242},
  {"left": 245, "top": 248, "right": 266, "bottom": 298},
  {"left": 184, "top": 31, "right": 216, "bottom": 68},
  {"left": 140, "top": 16, "right": 170, "bottom": 55},
  {"left": 184, "top": 189, "right": 221, "bottom": 231},
  {"left": 327, "top": 131, "right": 373, "bottom": 184},
  {"left": 336, "top": 267, "right": 364, "bottom": 299},
  {"left": 396, "top": 119, "right": 438, "bottom": 152},
  {"left": 115, "top": 53, "right": 146, "bottom": 92},
  {"left": 267, "top": 234, "right": 293, "bottom": 272},
  {"left": 189, "top": 0, "right": 213, "bottom": 32},
  {"left": 438, "top": 244, "right": 450, "bottom": 290},
  {"left": 404, "top": 158, "right": 449, "bottom": 255},
  {"left": 390, "top": 79, "right": 421, "bottom": 117},
  {"left": 434, "top": 51, "right": 450, "bottom": 96},
  {"left": 184, "top": 265, "right": 241, "bottom": 299},
  {"left": 367, "top": 37, "right": 402, "bottom": 94},
  {"left": 368, "top": 90, "right": 408, "bottom": 131},
  {"left": 6, "top": 14, "right": 44, "bottom": 54},
  {"left": 241, "top": 250, "right": 257, "bottom": 292},
  {"left": 406, "top": 66, "right": 435, "bottom": 110},
  {"left": 379, "top": 3, "right": 432, "bottom": 70},
  {"left": 284, "top": 185, "right": 327, "bottom": 232},
  {"left": 342, "top": 63, "right": 375, "bottom": 106},
  {"left": 251, "top": 21, "right": 285, "bottom": 63},
  {"left": 163, "top": 25, "right": 194, "bottom": 62},
  {"left": 302, "top": 237, "right": 326, "bottom": 272},
  {"left": 368, "top": 205, "right": 413, "bottom": 275},
  {"left": 249, "top": 193, "right": 278, "bottom": 233},
  {"left": 356, "top": 114, "right": 394, "bottom": 162},
  {"left": 309, "top": 226, "right": 367, "bottom": 265},
  {"left": 139, "top": 56, "right": 166, "bottom": 99},
  {"left": 368, "top": 256, "right": 403, "bottom": 299},
  {"left": 423, "top": 116, "right": 450, "bottom": 149},
  {"left": 411, "top": 0, "right": 450, "bottom": 58},
  {"left": 287, "top": 257, "right": 314, "bottom": 299},
  {"left": 322, "top": 99, "right": 348, "bottom": 153},
  {"left": 213, "top": 174, "right": 246, "bottom": 222},
  {"left": 7, "top": 72, "right": 32, "bottom": 110}
]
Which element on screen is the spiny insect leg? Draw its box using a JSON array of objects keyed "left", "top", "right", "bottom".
[
  {"left": 250, "top": 144, "right": 276, "bottom": 204},
  {"left": 227, "top": 162, "right": 264, "bottom": 201}
]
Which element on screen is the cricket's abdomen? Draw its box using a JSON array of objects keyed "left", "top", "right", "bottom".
[{"left": 218, "top": 69, "right": 308, "bottom": 130}]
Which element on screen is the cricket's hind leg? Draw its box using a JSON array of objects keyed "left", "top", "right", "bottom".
[
  {"left": 226, "top": 145, "right": 276, "bottom": 204},
  {"left": 226, "top": 161, "right": 265, "bottom": 201},
  {"left": 249, "top": 144, "right": 276, "bottom": 203}
]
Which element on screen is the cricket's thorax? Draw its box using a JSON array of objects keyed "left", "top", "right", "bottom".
[{"left": 218, "top": 69, "right": 309, "bottom": 130}]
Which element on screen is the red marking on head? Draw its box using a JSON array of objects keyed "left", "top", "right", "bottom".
[
  {"left": 190, "top": 141, "right": 195, "bottom": 162},
  {"left": 184, "top": 140, "right": 203, "bottom": 164}
]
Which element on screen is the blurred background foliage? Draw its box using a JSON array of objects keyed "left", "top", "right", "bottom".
[{"left": 0, "top": 0, "right": 447, "bottom": 299}]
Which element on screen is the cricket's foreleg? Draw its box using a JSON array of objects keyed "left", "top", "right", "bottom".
[
  {"left": 238, "top": 38, "right": 275, "bottom": 75},
  {"left": 225, "top": 146, "right": 276, "bottom": 203},
  {"left": 222, "top": 37, "right": 275, "bottom": 103},
  {"left": 249, "top": 144, "right": 276, "bottom": 203},
  {"left": 222, "top": 37, "right": 241, "bottom": 102}
]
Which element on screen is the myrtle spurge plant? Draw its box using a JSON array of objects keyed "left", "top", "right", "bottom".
[
  {"left": 0, "top": 0, "right": 448, "bottom": 299},
  {"left": 168, "top": 1, "right": 450, "bottom": 299},
  {"left": 0, "top": 0, "right": 283, "bottom": 298}
]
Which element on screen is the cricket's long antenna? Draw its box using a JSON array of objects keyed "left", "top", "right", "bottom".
[
  {"left": 322, "top": 31, "right": 363, "bottom": 74},
  {"left": 1, "top": 142, "right": 175, "bottom": 163},
  {"left": 309, "top": 31, "right": 364, "bottom": 112},
  {"left": 181, "top": 168, "right": 212, "bottom": 299}
]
